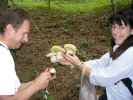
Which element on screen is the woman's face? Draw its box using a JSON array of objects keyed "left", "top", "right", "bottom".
[{"left": 111, "top": 21, "right": 131, "bottom": 45}]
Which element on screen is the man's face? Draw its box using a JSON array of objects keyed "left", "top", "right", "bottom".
[{"left": 10, "top": 20, "right": 30, "bottom": 49}]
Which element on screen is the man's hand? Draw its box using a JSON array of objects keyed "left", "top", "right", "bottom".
[{"left": 33, "top": 68, "right": 52, "bottom": 90}]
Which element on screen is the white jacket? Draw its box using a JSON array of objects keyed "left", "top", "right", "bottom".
[{"left": 85, "top": 46, "right": 133, "bottom": 100}]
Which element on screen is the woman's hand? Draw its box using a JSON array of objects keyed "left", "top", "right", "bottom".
[
  {"left": 58, "top": 53, "right": 72, "bottom": 65},
  {"left": 59, "top": 53, "right": 82, "bottom": 67}
]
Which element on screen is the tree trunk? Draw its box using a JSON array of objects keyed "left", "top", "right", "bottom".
[
  {"left": 0, "top": 0, "right": 8, "bottom": 10},
  {"left": 131, "top": 0, "right": 133, "bottom": 9},
  {"left": 110, "top": 0, "right": 116, "bottom": 14},
  {"left": 48, "top": 0, "right": 51, "bottom": 9},
  {"left": 131, "top": 0, "right": 133, "bottom": 5}
]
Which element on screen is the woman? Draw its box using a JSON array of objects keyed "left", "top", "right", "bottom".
[{"left": 60, "top": 9, "right": 133, "bottom": 100}]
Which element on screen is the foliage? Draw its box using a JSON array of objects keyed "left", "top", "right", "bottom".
[{"left": 11, "top": 0, "right": 130, "bottom": 13}]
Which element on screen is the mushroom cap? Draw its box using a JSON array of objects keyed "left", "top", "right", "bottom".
[
  {"left": 50, "top": 45, "right": 64, "bottom": 53},
  {"left": 64, "top": 44, "right": 77, "bottom": 54},
  {"left": 49, "top": 68, "right": 56, "bottom": 79},
  {"left": 50, "top": 68, "right": 56, "bottom": 74}
]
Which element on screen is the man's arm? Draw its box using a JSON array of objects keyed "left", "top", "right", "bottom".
[
  {"left": 0, "top": 70, "right": 51, "bottom": 100},
  {"left": 0, "top": 80, "right": 40, "bottom": 100}
]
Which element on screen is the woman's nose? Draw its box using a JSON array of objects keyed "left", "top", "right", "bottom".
[{"left": 112, "top": 28, "right": 119, "bottom": 35}]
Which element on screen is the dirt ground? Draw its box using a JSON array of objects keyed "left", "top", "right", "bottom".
[{"left": 14, "top": 9, "right": 112, "bottom": 100}]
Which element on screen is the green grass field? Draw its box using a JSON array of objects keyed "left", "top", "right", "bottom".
[{"left": 12, "top": 0, "right": 130, "bottom": 13}]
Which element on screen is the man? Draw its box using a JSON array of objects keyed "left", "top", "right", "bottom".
[{"left": 0, "top": 9, "right": 53, "bottom": 100}]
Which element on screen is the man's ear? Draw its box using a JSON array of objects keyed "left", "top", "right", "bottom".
[{"left": 4, "top": 24, "right": 15, "bottom": 34}]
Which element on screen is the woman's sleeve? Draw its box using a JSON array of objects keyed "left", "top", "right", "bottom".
[
  {"left": 84, "top": 52, "right": 110, "bottom": 69},
  {"left": 89, "top": 47, "right": 133, "bottom": 87}
]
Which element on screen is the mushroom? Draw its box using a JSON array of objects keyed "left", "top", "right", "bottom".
[
  {"left": 64, "top": 44, "right": 77, "bottom": 55},
  {"left": 46, "top": 44, "right": 78, "bottom": 68},
  {"left": 46, "top": 45, "right": 64, "bottom": 63},
  {"left": 50, "top": 45, "right": 65, "bottom": 53},
  {"left": 64, "top": 44, "right": 77, "bottom": 69},
  {"left": 49, "top": 67, "right": 56, "bottom": 79}
]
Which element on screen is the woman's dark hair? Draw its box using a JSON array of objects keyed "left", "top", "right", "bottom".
[
  {"left": 0, "top": 8, "right": 29, "bottom": 33},
  {"left": 110, "top": 9, "right": 133, "bottom": 28},
  {"left": 109, "top": 9, "right": 133, "bottom": 60}
]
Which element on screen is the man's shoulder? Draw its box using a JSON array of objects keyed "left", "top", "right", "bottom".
[
  {"left": 0, "top": 45, "right": 11, "bottom": 58},
  {"left": 0, "top": 45, "right": 9, "bottom": 52}
]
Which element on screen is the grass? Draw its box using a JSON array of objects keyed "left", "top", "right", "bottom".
[{"left": 12, "top": 0, "right": 130, "bottom": 13}]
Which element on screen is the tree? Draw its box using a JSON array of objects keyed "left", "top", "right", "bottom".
[
  {"left": 110, "top": 0, "right": 116, "bottom": 14},
  {"left": 48, "top": 0, "right": 51, "bottom": 9},
  {"left": 131, "top": 0, "right": 133, "bottom": 8},
  {"left": 9, "top": 0, "right": 16, "bottom": 7}
]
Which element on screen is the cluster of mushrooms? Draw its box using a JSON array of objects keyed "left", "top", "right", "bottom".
[{"left": 46, "top": 44, "right": 77, "bottom": 77}]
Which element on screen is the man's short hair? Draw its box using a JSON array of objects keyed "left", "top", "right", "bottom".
[{"left": 0, "top": 8, "right": 30, "bottom": 34}]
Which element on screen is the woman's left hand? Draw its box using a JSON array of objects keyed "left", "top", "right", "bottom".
[
  {"left": 61, "top": 53, "right": 82, "bottom": 66},
  {"left": 60, "top": 53, "right": 91, "bottom": 76}
]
